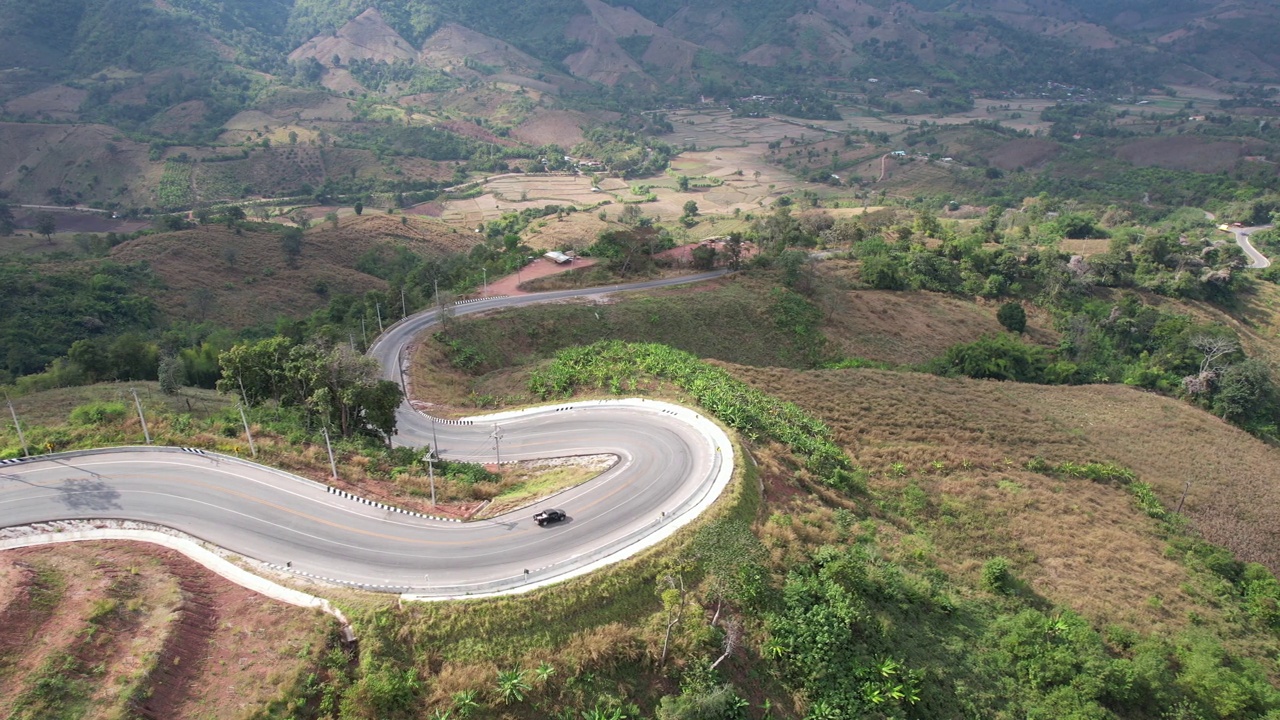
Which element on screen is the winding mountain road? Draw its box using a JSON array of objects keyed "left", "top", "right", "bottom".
[
  {"left": 0, "top": 272, "right": 735, "bottom": 598},
  {"left": 1232, "top": 225, "right": 1273, "bottom": 269}
]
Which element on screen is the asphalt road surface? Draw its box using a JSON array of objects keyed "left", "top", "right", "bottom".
[
  {"left": 1233, "top": 225, "right": 1273, "bottom": 269},
  {"left": 1, "top": 271, "right": 733, "bottom": 596}
]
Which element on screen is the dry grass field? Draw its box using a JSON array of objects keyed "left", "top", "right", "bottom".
[
  {"left": 818, "top": 286, "right": 1058, "bottom": 365},
  {"left": 0, "top": 542, "right": 332, "bottom": 720},
  {"left": 108, "top": 214, "right": 480, "bottom": 328},
  {"left": 727, "top": 364, "right": 1280, "bottom": 597},
  {"left": 4, "top": 382, "right": 232, "bottom": 428}
]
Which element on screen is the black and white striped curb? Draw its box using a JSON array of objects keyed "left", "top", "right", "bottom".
[
  {"left": 262, "top": 562, "right": 415, "bottom": 592},
  {"left": 429, "top": 417, "right": 474, "bottom": 426},
  {"left": 0, "top": 457, "right": 29, "bottom": 466},
  {"left": 180, "top": 447, "right": 208, "bottom": 455},
  {"left": 325, "top": 486, "right": 462, "bottom": 522},
  {"left": 455, "top": 295, "right": 508, "bottom": 306}
]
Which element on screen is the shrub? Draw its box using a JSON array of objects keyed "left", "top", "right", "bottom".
[
  {"left": 68, "top": 401, "right": 128, "bottom": 426},
  {"left": 932, "top": 334, "right": 1048, "bottom": 383},
  {"left": 981, "top": 557, "right": 1014, "bottom": 594},
  {"left": 997, "top": 301, "right": 1027, "bottom": 334}
]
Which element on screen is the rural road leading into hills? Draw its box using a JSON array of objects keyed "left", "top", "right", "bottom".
[{"left": 1, "top": 271, "right": 735, "bottom": 598}]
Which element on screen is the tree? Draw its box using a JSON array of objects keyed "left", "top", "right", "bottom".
[
  {"left": 723, "top": 232, "right": 745, "bottom": 271},
  {"left": 357, "top": 379, "right": 405, "bottom": 446},
  {"left": 619, "top": 203, "right": 643, "bottom": 225},
  {"left": 290, "top": 209, "right": 311, "bottom": 230},
  {"left": 997, "top": 302, "right": 1027, "bottom": 334},
  {"left": 0, "top": 203, "right": 13, "bottom": 236},
  {"left": 677, "top": 175, "right": 690, "bottom": 192},
  {"left": 1212, "top": 359, "right": 1276, "bottom": 423},
  {"left": 354, "top": 201, "right": 364, "bottom": 216},
  {"left": 325, "top": 211, "right": 339, "bottom": 229},
  {"left": 682, "top": 200, "right": 699, "bottom": 217},
  {"left": 224, "top": 206, "right": 246, "bottom": 228},
  {"left": 658, "top": 573, "right": 688, "bottom": 668},
  {"left": 281, "top": 227, "right": 303, "bottom": 267},
  {"left": 691, "top": 244, "right": 716, "bottom": 270},
  {"left": 158, "top": 355, "right": 184, "bottom": 395},
  {"left": 35, "top": 212, "right": 56, "bottom": 242}
]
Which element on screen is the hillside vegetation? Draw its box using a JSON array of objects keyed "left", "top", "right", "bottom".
[{"left": 388, "top": 266, "right": 1280, "bottom": 719}]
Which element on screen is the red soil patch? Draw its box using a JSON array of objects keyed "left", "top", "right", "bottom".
[
  {"left": 133, "top": 559, "right": 219, "bottom": 720},
  {"left": 0, "top": 542, "right": 331, "bottom": 719},
  {"left": 0, "top": 561, "right": 48, "bottom": 668},
  {"left": 656, "top": 238, "right": 758, "bottom": 268},
  {"left": 483, "top": 256, "right": 598, "bottom": 296}
]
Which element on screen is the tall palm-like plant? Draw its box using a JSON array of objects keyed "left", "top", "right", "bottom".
[
  {"left": 450, "top": 689, "right": 479, "bottom": 717},
  {"left": 496, "top": 669, "right": 531, "bottom": 705}
]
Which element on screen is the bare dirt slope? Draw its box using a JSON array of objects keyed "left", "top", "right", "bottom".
[
  {"left": 288, "top": 8, "right": 417, "bottom": 68},
  {"left": 0, "top": 123, "right": 153, "bottom": 206},
  {"left": 0, "top": 542, "right": 332, "bottom": 720},
  {"left": 419, "top": 23, "right": 584, "bottom": 92}
]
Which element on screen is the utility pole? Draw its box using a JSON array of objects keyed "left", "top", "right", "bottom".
[
  {"left": 431, "top": 415, "right": 440, "bottom": 458},
  {"left": 5, "top": 393, "right": 29, "bottom": 457},
  {"left": 401, "top": 288, "right": 407, "bottom": 318},
  {"left": 433, "top": 277, "right": 440, "bottom": 309},
  {"left": 1176, "top": 479, "right": 1193, "bottom": 515},
  {"left": 321, "top": 426, "right": 338, "bottom": 480},
  {"left": 425, "top": 451, "right": 436, "bottom": 507},
  {"left": 482, "top": 268, "right": 487, "bottom": 297},
  {"left": 491, "top": 424, "right": 503, "bottom": 465},
  {"left": 376, "top": 302, "right": 383, "bottom": 333},
  {"left": 238, "top": 403, "right": 257, "bottom": 457},
  {"left": 130, "top": 388, "right": 151, "bottom": 445},
  {"left": 361, "top": 318, "right": 368, "bottom": 347}
]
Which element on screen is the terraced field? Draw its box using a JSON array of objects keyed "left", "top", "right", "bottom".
[{"left": 0, "top": 542, "right": 333, "bottom": 720}]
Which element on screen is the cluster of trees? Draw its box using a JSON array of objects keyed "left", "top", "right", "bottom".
[
  {"left": 0, "top": 260, "right": 157, "bottom": 385},
  {"left": 728, "top": 94, "right": 841, "bottom": 121},
  {"left": 217, "top": 336, "right": 402, "bottom": 443},
  {"left": 929, "top": 293, "right": 1278, "bottom": 437},
  {"left": 733, "top": 201, "right": 1277, "bottom": 438},
  {"left": 762, "top": 538, "right": 1280, "bottom": 719},
  {"left": 835, "top": 207, "right": 1245, "bottom": 305},
  {"left": 587, "top": 227, "right": 676, "bottom": 274},
  {"left": 572, "top": 127, "right": 674, "bottom": 178}
]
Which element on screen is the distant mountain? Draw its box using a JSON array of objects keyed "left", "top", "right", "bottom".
[
  {"left": 274, "top": 0, "right": 1280, "bottom": 94},
  {"left": 1, "top": 0, "right": 1278, "bottom": 208},
  {"left": 4, "top": 0, "right": 1278, "bottom": 103}
]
